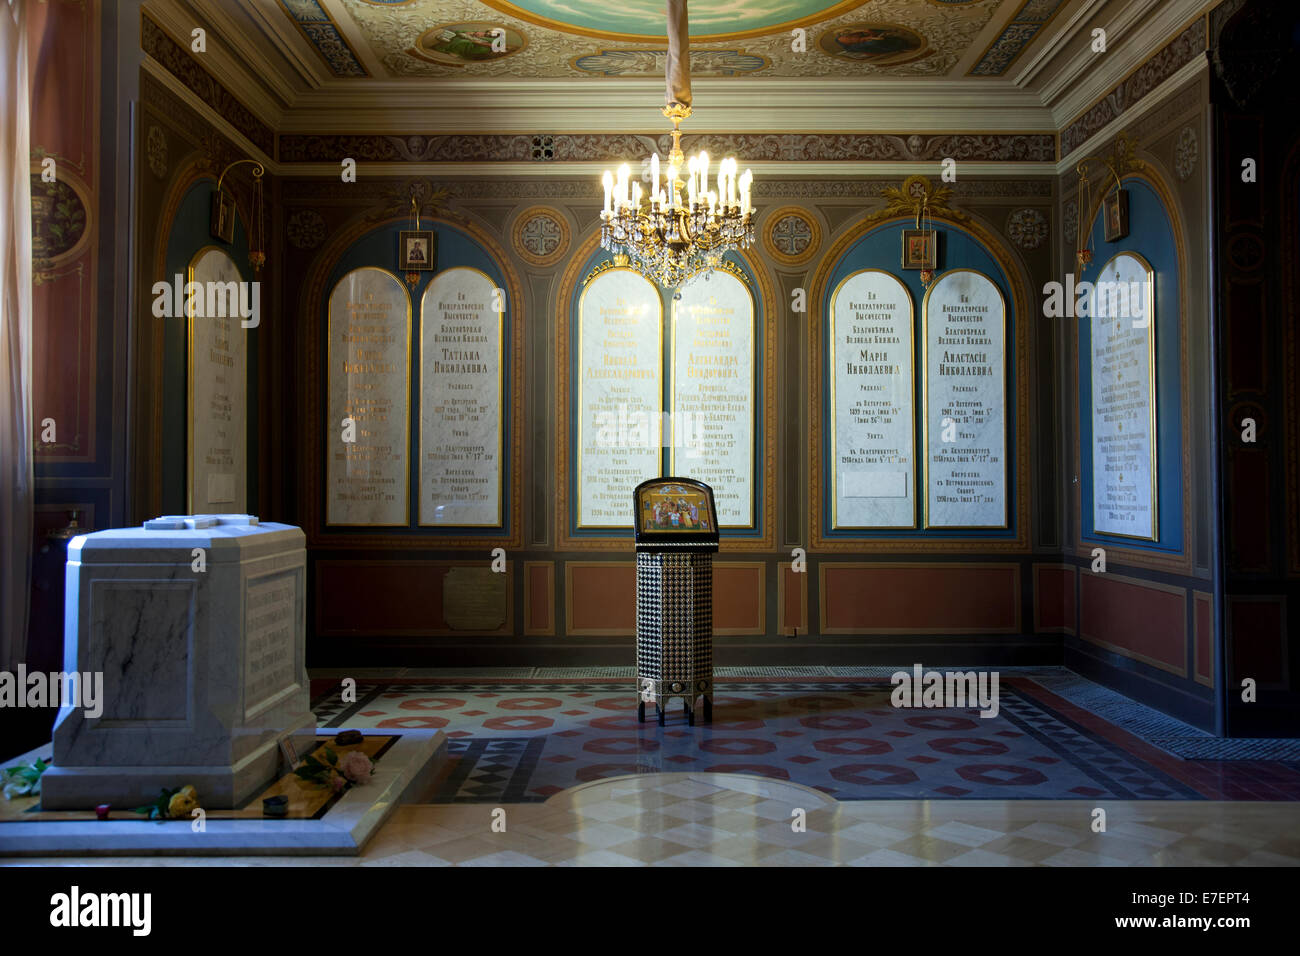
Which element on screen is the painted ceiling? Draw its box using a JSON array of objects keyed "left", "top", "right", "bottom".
[{"left": 281, "top": 0, "right": 1072, "bottom": 79}]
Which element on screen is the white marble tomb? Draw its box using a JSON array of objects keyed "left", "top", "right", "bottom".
[{"left": 41, "top": 514, "right": 316, "bottom": 811}]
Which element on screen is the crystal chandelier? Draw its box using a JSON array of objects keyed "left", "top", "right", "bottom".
[{"left": 598, "top": 1, "right": 754, "bottom": 288}]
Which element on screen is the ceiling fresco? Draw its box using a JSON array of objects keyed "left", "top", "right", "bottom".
[{"left": 283, "top": 0, "right": 1071, "bottom": 80}]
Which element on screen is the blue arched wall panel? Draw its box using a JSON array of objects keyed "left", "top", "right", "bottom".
[
  {"left": 161, "top": 179, "right": 257, "bottom": 516},
  {"left": 565, "top": 249, "right": 767, "bottom": 540},
  {"left": 1076, "top": 177, "right": 1184, "bottom": 554},
  {"left": 819, "top": 219, "right": 1018, "bottom": 539},
  {"left": 319, "top": 219, "right": 513, "bottom": 537}
]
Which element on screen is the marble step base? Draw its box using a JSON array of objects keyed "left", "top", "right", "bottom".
[
  {"left": 40, "top": 719, "right": 318, "bottom": 811},
  {"left": 0, "top": 730, "right": 446, "bottom": 857}
]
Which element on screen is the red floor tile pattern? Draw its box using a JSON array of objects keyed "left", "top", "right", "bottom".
[{"left": 307, "top": 677, "right": 1300, "bottom": 802}]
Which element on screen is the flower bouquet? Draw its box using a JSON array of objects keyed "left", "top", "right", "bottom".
[
  {"left": 2, "top": 758, "right": 49, "bottom": 799},
  {"left": 133, "top": 784, "right": 201, "bottom": 820},
  {"left": 292, "top": 746, "right": 374, "bottom": 793}
]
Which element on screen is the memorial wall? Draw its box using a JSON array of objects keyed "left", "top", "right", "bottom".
[
  {"left": 43, "top": 6, "right": 1218, "bottom": 745},
  {"left": 131, "top": 52, "right": 1091, "bottom": 668}
]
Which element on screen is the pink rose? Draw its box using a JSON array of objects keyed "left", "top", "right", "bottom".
[
  {"left": 339, "top": 750, "right": 373, "bottom": 785},
  {"left": 330, "top": 772, "right": 347, "bottom": 792}
]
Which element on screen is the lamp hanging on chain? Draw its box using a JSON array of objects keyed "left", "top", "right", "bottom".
[{"left": 598, "top": 0, "right": 755, "bottom": 288}]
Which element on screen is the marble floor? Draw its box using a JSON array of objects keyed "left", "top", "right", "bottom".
[{"left": 5, "top": 773, "right": 1299, "bottom": 866}]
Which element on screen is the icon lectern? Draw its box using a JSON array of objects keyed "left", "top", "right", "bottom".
[{"left": 632, "top": 477, "right": 719, "bottom": 726}]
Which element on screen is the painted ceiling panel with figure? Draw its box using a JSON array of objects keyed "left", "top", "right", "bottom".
[{"left": 315, "top": 0, "right": 1067, "bottom": 79}]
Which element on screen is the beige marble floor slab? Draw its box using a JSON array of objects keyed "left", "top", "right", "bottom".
[{"left": 4, "top": 773, "right": 1299, "bottom": 866}]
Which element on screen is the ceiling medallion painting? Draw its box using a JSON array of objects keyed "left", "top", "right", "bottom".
[
  {"left": 571, "top": 49, "right": 769, "bottom": 77},
  {"left": 410, "top": 22, "right": 528, "bottom": 66},
  {"left": 476, "top": 0, "right": 867, "bottom": 42},
  {"left": 334, "top": 0, "right": 1001, "bottom": 78},
  {"left": 816, "top": 22, "right": 930, "bottom": 65}
]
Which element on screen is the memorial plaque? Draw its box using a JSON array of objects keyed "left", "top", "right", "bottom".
[
  {"left": 1089, "top": 251, "right": 1157, "bottom": 539},
  {"left": 922, "top": 269, "right": 1007, "bottom": 528},
  {"left": 326, "top": 267, "right": 411, "bottom": 526},
  {"left": 577, "top": 267, "right": 663, "bottom": 528},
  {"left": 670, "top": 269, "right": 755, "bottom": 527},
  {"left": 442, "top": 567, "right": 507, "bottom": 630},
  {"left": 829, "top": 269, "right": 915, "bottom": 528},
  {"left": 188, "top": 246, "right": 247, "bottom": 514},
  {"left": 419, "top": 267, "right": 503, "bottom": 526}
]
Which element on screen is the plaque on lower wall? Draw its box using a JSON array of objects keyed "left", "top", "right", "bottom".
[
  {"left": 922, "top": 269, "right": 1008, "bottom": 529},
  {"left": 188, "top": 246, "right": 247, "bottom": 514},
  {"left": 419, "top": 267, "right": 504, "bottom": 527},
  {"left": 442, "top": 567, "right": 507, "bottom": 630},
  {"left": 829, "top": 269, "right": 915, "bottom": 528},
  {"left": 325, "top": 267, "right": 411, "bottom": 526},
  {"left": 577, "top": 266, "right": 663, "bottom": 528},
  {"left": 1089, "top": 251, "right": 1158, "bottom": 540},
  {"left": 670, "top": 267, "right": 755, "bottom": 528}
]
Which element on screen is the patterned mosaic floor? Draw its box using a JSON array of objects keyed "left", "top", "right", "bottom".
[{"left": 310, "top": 676, "right": 1300, "bottom": 803}]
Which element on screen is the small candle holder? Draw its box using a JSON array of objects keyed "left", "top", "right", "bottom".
[
  {"left": 95, "top": 804, "right": 111, "bottom": 821},
  {"left": 262, "top": 795, "right": 289, "bottom": 818}
]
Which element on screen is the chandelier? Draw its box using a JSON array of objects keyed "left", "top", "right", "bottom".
[{"left": 598, "top": 1, "right": 754, "bottom": 288}]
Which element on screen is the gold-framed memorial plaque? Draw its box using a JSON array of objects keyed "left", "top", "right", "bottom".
[
  {"left": 670, "top": 267, "right": 756, "bottom": 529},
  {"left": 419, "top": 266, "right": 504, "bottom": 527},
  {"left": 326, "top": 267, "right": 412, "bottom": 526},
  {"left": 922, "top": 268, "right": 1008, "bottom": 529},
  {"left": 1089, "top": 251, "right": 1157, "bottom": 541},
  {"left": 187, "top": 245, "right": 248, "bottom": 514},
  {"left": 577, "top": 266, "right": 663, "bottom": 529},
  {"left": 830, "top": 269, "right": 915, "bottom": 529}
]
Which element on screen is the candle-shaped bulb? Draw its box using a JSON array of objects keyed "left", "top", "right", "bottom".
[
  {"left": 618, "top": 163, "right": 630, "bottom": 206},
  {"left": 699, "top": 152, "right": 710, "bottom": 199},
  {"left": 651, "top": 153, "right": 660, "bottom": 200},
  {"left": 602, "top": 171, "right": 613, "bottom": 215},
  {"left": 739, "top": 169, "right": 752, "bottom": 216}
]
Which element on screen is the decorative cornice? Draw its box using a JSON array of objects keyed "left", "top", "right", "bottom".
[
  {"left": 968, "top": 0, "right": 1072, "bottom": 77},
  {"left": 277, "top": 131, "right": 1057, "bottom": 164},
  {"left": 141, "top": 12, "right": 275, "bottom": 157},
  {"left": 272, "top": 0, "right": 368, "bottom": 78},
  {"left": 1060, "top": 18, "right": 1206, "bottom": 159},
  {"left": 278, "top": 176, "right": 1055, "bottom": 202}
]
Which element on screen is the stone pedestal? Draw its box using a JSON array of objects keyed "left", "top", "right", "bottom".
[{"left": 41, "top": 515, "right": 316, "bottom": 811}]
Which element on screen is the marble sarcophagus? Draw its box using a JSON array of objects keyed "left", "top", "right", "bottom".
[{"left": 41, "top": 515, "right": 316, "bottom": 811}]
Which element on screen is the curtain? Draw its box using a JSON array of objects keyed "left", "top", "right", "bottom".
[
  {"left": 0, "top": 0, "right": 33, "bottom": 673},
  {"left": 665, "top": 0, "right": 691, "bottom": 109}
]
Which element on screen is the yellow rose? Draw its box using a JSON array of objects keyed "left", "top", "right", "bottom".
[{"left": 167, "top": 785, "right": 200, "bottom": 818}]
